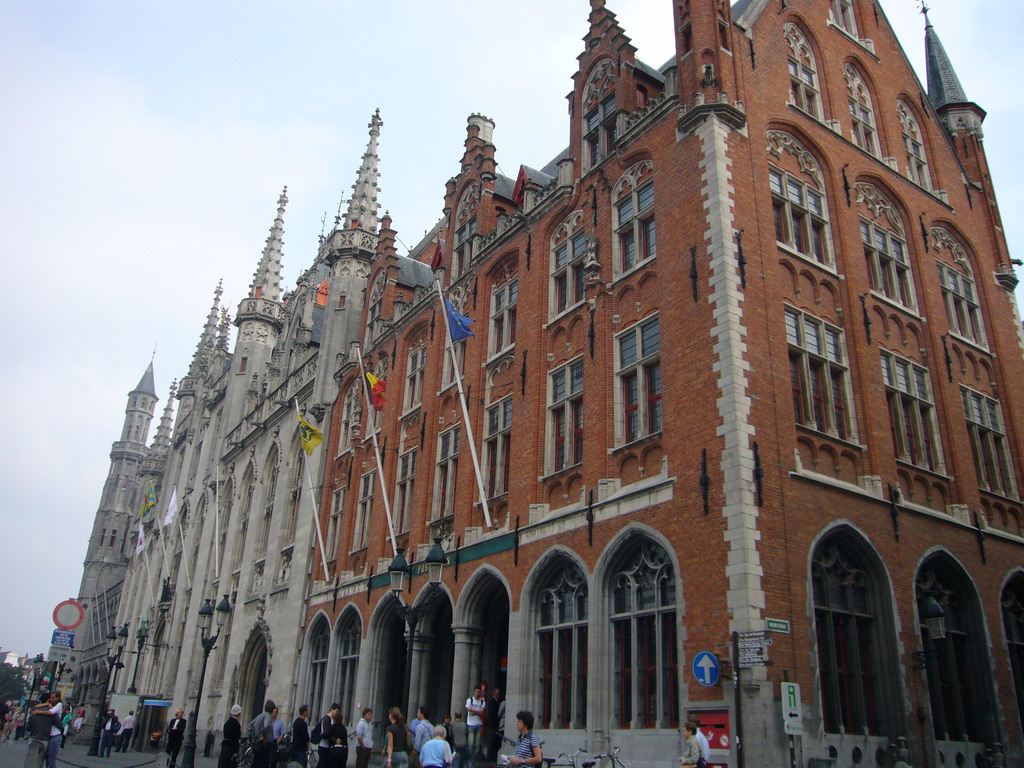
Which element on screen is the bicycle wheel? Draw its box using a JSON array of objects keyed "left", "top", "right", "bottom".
[{"left": 238, "top": 747, "right": 254, "bottom": 768}]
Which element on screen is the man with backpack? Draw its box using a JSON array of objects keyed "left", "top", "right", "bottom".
[
  {"left": 249, "top": 700, "right": 277, "bottom": 768},
  {"left": 311, "top": 703, "right": 340, "bottom": 768}
]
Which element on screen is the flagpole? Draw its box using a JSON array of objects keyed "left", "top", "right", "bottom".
[
  {"left": 354, "top": 347, "right": 399, "bottom": 556},
  {"left": 294, "top": 399, "right": 333, "bottom": 582},
  {"left": 158, "top": 503, "right": 173, "bottom": 582},
  {"left": 214, "top": 466, "right": 222, "bottom": 581},
  {"left": 434, "top": 280, "right": 494, "bottom": 528},
  {"left": 142, "top": 546, "right": 159, "bottom": 608},
  {"left": 159, "top": 487, "right": 178, "bottom": 586}
]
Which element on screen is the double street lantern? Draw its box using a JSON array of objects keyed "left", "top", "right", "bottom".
[
  {"left": 87, "top": 623, "right": 129, "bottom": 756},
  {"left": 127, "top": 615, "right": 150, "bottom": 694},
  {"left": 912, "top": 595, "right": 948, "bottom": 670},
  {"left": 180, "top": 595, "right": 232, "bottom": 768},
  {"left": 388, "top": 537, "right": 448, "bottom": 718}
]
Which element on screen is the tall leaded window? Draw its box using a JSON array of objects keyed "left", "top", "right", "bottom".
[
  {"left": 962, "top": 388, "right": 1016, "bottom": 497},
  {"left": 353, "top": 471, "right": 374, "bottom": 551},
  {"left": 616, "top": 316, "right": 662, "bottom": 445},
  {"left": 454, "top": 218, "right": 477, "bottom": 279},
  {"left": 537, "top": 559, "right": 588, "bottom": 729},
  {"left": 234, "top": 465, "right": 255, "bottom": 571},
  {"left": 485, "top": 396, "right": 512, "bottom": 498},
  {"left": 1002, "top": 575, "right": 1024, "bottom": 737},
  {"left": 581, "top": 58, "right": 617, "bottom": 172},
  {"left": 862, "top": 219, "right": 915, "bottom": 310},
  {"left": 551, "top": 219, "right": 587, "bottom": 315},
  {"left": 339, "top": 384, "right": 358, "bottom": 454},
  {"left": 845, "top": 64, "right": 878, "bottom": 156},
  {"left": 282, "top": 435, "right": 303, "bottom": 545},
  {"left": 881, "top": 350, "right": 942, "bottom": 471},
  {"left": 549, "top": 358, "right": 584, "bottom": 473},
  {"left": 307, "top": 618, "right": 330, "bottom": 715},
  {"left": 442, "top": 341, "right": 466, "bottom": 388},
  {"left": 491, "top": 278, "right": 518, "bottom": 356},
  {"left": 812, "top": 540, "right": 880, "bottom": 735},
  {"left": 832, "top": 0, "right": 858, "bottom": 36},
  {"left": 327, "top": 488, "right": 344, "bottom": 563},
  {"left": 610, "top": 538, "right": 678, "bottom": 729},
  {"left": 938, "top": 263, "right": 986, "bottom": 347},
  {"left": 395, "top": 449, "right": 416, "bottom": 533},
  {"left": 404, "top": 344, "right": 427, "bottom": 412},
  {"left": 336, "top": 613, "right": 361, "bottom": 723},
  {"left": 259, "top": 449, "right": 279, "bottom": 558},
  {"left": 897, "top": 100, "right": 931, "bottom": 190},
  {"left": 786, "top": 307, "right": 854, "bottom": 439},
  {"left": 435, "top": 426, "right": 460, "bottom": 519},
  {"left": 770, "top": 167, "right": 832, "bottom": 266},
  {"left": 784, "top": 23, "right": 821, "bottom": 118},
  {"left": 917, "top": 559, "right": 997, "bottom": 743},
  {"left": 614, "top": 167, "right": 656, "bottom": 273}
]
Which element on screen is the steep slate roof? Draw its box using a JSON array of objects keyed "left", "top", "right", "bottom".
[
  {"left": 133, "top": 362, "right": 158, "bottom": 397},
  {"left": 494, "top": 174, "right": 516, "bottom": 201},
  {"left": 397, "top": 255, "right": 433, "bottom": 289},
  {"left": 925, "top": 13, "right": 969, "bottom": 109}
]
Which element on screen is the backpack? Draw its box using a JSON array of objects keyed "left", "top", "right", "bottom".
[
  {"left": 310, "top": 716, "right": 328, "bottom": 744},
  {"left": 249, "top": 713, "right": 273, "bottom": 744}
]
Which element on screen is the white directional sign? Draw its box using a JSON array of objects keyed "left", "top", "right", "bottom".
[
  {"left": 47, "top": 645, "right": 71, "bottom": 663},
  {"left": 781, "top": 682, "right": 804, "bottom": 735},
  {"left": 737, "top": 630, "right": 772, "bottom": 668}
]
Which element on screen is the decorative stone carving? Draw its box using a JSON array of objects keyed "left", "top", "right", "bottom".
[
  {"left": 929, "top": 226, "right": 969, "bottom": 269},
  {"left": 582, "top": 58, "right": 617, "bottom": 109},
  {"left": 612, "top": 159, "right": 654, "bottom": 200},
  {"left": 551, "top": 210, "right": 585, "bottom": 245},
  {"left": 765, "top": 130, "right": 823, "bottom": 188},
  {"left": 854, "top": 182, "right": 904, "bottom": 237},
  {"left": 456, "top": 183, "right": 480, "bottom": 227}
]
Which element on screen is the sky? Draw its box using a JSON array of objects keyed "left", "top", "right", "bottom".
[{"left": 1, "top": 0, "right": 1021, "bottom": 659}]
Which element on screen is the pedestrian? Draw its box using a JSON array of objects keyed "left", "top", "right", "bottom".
[
  {"left": 166, "top": 708, "right": 187, "bottom": 767},
  {"left": 315, "top": 703, "right": 340, "bottom": 767},
  {"left": 679, "top": 722, "right": 701, "bottom": 768},
  {"left": 118, "top": 710, "right": 137, "bottom": 752},
  {"left": 15, "top": 706, "right": 27, "bottom": 740},
  {"left": 688, "top": 718, "right": 710, "bottom": 764},
  {"left": 219, "top": 705, "right": 243, "bottom": 768},
  {"left": 485, "top": 689, "right": 503, "bottom": 761},
  {"left": 384, "top": 708, "right": 409, "bottom": 768},
  {"left": 24, "top": 697, "right": 51, "bottom": 768},
  {"left": 291, "top": 705, "right": 311, "bottom": 768},
  {"left": 506, "top": 712, "right": 541, "bottom": 768},
  {"left": 418, "top": 726, "right": 452, "bottom": 768},
  {"left": 270, "top": 707, "right": 285, "bottom": 768},
  {"left": 60, "top": 709, "right": 73, "bottom": 748},
  {"left": 449, "top": 712, "right": 468, "bottom": 768},
  {"left": 248, "top": 700, "right": 277, "bottom": 768},
  {"left": 463, "top": 687, "right": 484, "bottom": 763},
  {"left": 354, "top": 707, "right": 373, "bottom": 768},
  {"left": 409, "top": 707, "right": 433, "bottom": 768},
  {"left": 325, "top": 708, "right": 348, "bottom": 768},
  {"left": 99, "top": 709, "right": 118, "bottom": 758}
]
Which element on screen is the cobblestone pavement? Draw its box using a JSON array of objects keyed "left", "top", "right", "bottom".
[{"left": 0, "top": 738, "right": 219, "bottom": 768}]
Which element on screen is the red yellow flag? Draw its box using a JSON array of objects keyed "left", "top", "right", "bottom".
[{"left": 365, "top": 372, "right": 387, "bottom": 411}]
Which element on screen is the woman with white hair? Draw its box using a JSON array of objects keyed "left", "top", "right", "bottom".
[{"left": 418, "top": 725, "right": 453, "bottom": 768}]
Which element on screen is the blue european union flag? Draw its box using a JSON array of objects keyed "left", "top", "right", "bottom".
[{"left": 444, "top": 297, "right": 475, "bottom": 342}]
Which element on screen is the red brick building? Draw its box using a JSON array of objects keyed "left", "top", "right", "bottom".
[{"left": 301, "top": 2, "right": 1024, "bottom": 766}]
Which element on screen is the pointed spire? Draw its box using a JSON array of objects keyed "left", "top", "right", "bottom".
[
  {"left": 189, "top": 281, "right": 223, "bottom": 376},
  {"left": 249, "top": 188, "right": 288, "bottom": 302},
  {"left": 924, "top": 9, "right": 968, "bottom": 110},
  {"left": 133, "top": 360, "right": 158, "bottom": 397},
  {"left": 343, "top": 110, "right": 383, "bottom": 233},
  {"left": 150, "top": 379, "right": 177, "bottom": 456},
  {"left": 216, "top": 306, "right": 231, "bottom": 355}
]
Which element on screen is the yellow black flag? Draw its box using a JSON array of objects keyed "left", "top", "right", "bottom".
[{"left": 297, "top": 412, "right": 323, "bottom": 455}]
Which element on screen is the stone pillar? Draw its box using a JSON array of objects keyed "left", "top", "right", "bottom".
[
  {"left": 450, "top": 626, "right": 482, "bottom": 716},
  {"left": 409, "top": 631, "right": 433, "bottom": 715}
]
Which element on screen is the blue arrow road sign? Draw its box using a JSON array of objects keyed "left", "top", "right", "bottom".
[
  {"left": 692, "top": 651, "right": 720, "bottom": 687},
  {"left": 51, "top": 630, "right": 74, "bottom": 648}
]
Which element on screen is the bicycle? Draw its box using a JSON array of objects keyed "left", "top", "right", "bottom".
[
  {"left": 590, "top": 745, "right": 626, "bottom": 768},
  {"left": 541, "top": 746, "right": 590, "bottom": 768}
]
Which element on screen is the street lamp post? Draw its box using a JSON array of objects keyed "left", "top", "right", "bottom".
[
  {"left": 180, "top": 595, "right": 232, "bottom": 768},
  {"left": 87, "top": 624, "right": 129, "bottom": 756},
  {"left": 127, "top": 616, "right": 150, "bottom": 694},
  {"left": 388, "top": 538, "right": 447, "bottom": 718}
]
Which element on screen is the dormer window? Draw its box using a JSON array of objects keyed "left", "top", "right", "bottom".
[
  {"left": 454, "top": 218, "right": 477, "bottom": 278},
  {"left": 584, "top": 95, "right": 617, "bottom": 169},
  {"left": 832, "top": 0, "right": 858, "bottom": 36}
]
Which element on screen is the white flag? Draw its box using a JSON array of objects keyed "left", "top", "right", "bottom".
[
  {"left": 163, "top": 488, "right": 178, "bottom": 527},
  {"left": 135, "top": 522, "right": 145, "bottom": 554}
]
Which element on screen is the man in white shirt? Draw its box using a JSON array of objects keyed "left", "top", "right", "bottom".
[
  {"left": 464, "top": 687, "right": 485, "bottom": 763},
  {"left": 355, "top": 708, "right": 373, "bottom": 768},
  {"left": 118, "top": 710, "right": 137, "bottom": 752}
]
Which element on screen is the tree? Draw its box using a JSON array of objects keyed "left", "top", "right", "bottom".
[{"left": 0, "top": 663, "right": 27, "bottom": 701}]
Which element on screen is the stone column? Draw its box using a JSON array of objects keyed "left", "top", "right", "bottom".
[{"left": 449, "top": 625, "right": 482, "bottom": 716}]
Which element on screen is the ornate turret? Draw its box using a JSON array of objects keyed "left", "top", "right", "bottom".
[
  {"left": 188, "top": 281, "right": 223, "bottom": 377},
  {"left": 140, "top": 379, "right": 177, "bottom": 480},
  {"left": 342, "top": 109, "right": 383, "bottom": 233},
  {"left": 248, "top": 188, "right": 287, "bottom": 302},
  {"left": 925, "top": 9, "right": 985, "bottom": 137}
]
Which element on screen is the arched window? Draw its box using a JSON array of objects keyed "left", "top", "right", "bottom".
[
  {"left": 811, "top": 536, "right": 897, "bottom": 734},
  {"left": 307, "top": 618, "right": 330, "bottom": 715},
  {"left": 404, "top": 341, "right": 427, "bottom": 412},
  {"left": 897, "top": 100, "right": 931, "bottom": 190},
  {"left": 845, "top": 64, "right": 878, "bottom": 156},
  {"left": 612, "top": 161, "right": 656, "bottom": 275},
  {"left": 536, "top": 558, "right": 588, "bottom": 729},
  {"left": 259, "top": 448, "right": 279, "bottom": 558},
  {"left": 581, "top": 59, "right": 617, "bottom": 172},
  {"left": 609, "top": 537, "right": 678, "bottom": 729},
  {"left": 856, "top": 182, "right": 916, "bottom": 311},
  {"left": 550, "top": 211, "right": 587, "bottom": 317},
  {"left": 916, "top": 556, "right": 998, "bottom": 743},
  {"left": 931, "top": 228, "right": 986, "bottom": 348},
  {"left": 339, "top": 384, "right": 359, "bottom": 454},
  {"left": 218, "top": 479, "right": 232, "bottom": 576},
  {"left": 282, "top": 435, "right": 303, "bottom": 547},
  {"left": 336, "top": 613, "right": 361, "bottom": 721},
  {"left": 785, "top": 24, "right": 822, "bottom": 119},
  {"left": 1002, "top": 574, "right": 1024, "bottom": 738},
  {"left": 490, "top": 268, "right": 518, "bottom": 357}
]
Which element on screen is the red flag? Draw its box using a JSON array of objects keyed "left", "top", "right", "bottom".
[
  {"left": 430, "top": 238, "right": 445, "bottom": 271},
  {"left": 365, "top": 372, "right": 387, "bottom": 410}
]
